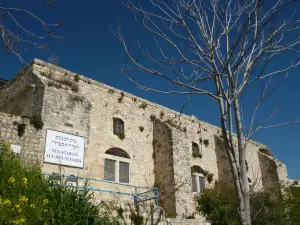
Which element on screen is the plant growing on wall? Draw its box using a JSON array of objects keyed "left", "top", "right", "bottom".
[
  {"left": 203, "top": 139, "right": 209, "bottom": 147},
  {"left": 30, "top": 115, "right": 44, "bottom": 130},
  {"left": 108, "top": 89, "right": 115, "bottom": 94},
  {"left": 160, "top": 111, "right": 165, "bottom": 119},
  {"left": 139, "top": 102, "right": 147, "bottom": 110},
  {"left": 207, "top": 173, "right": 214, "bottom": 184},
  {"left": 118, "top": 92, "right": 125, "bottom": 103},
  {"left": 74, "top": 74, "right": 80, "bottom": 82}
]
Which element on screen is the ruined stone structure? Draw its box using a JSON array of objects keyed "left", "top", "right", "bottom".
[{"left": 0, "top": 59, "right": 293, "bottom": 224}]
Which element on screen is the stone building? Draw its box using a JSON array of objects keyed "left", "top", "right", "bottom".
[{"left": 0, "top": 59, "right": 293, "bottom": 224}]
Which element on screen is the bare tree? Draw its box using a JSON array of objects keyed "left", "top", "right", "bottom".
[
  {"left": 115, "top": 0, "right": 300, "bottom": 224},
  {"left": 0, "top": 6, "right": 62, "bottom": 64}
]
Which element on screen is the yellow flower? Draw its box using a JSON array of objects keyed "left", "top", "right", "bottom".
[
  {"left": 15, "top": 204, "right": 22, "bottom": 213},
  {"left": 8, "top": 176, "right": 15, "bottom": 183},
  {"left": 22, "top": 177, "right": 28, "bottom": 185},
  {"left": 19, "top": 196, "right": 28, "bottom": 204},
  {"left": 43, "top": 199, "right": 49, "bottom": 204},
  {"left": 30, "top": 204, "right": 35, "bottom": 209},
  {"left": 4, "top": 142, "right": 12, "bottom": 151},
  {"left": 3, "top": 199, "right": 11, "bottom": 206},
  {"left": 12, "top": 218, "right": 26, "bottom": 225},
  {"left": 43, "top": 209, "right": 48, "bottom": 212}
]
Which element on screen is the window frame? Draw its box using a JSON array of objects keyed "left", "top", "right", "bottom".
[
  {"left": 191, "top": 172, "right": 206, "bottom": 194},
  {"left": 113, "top": 118, "right": 124, "bottom": 135},
  {"left": 104, "top": 151, "right": 131, "bottom": 184}
]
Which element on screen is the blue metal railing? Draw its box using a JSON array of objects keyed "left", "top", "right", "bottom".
[{"left": 43, "top": 173, "right": 159, "bottom": 206}]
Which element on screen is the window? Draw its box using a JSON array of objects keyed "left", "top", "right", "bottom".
[
  {"left": 104, "top": 159, "right": 116, "bottom": 181},
  {"left": 113, "top": 118, "right": 124, "bottom": 134},
  {"left": 192, "top": 142, "right": 201, "bottom": 158},
  {"left": 106, "top": 148, "right": 130, "bottom": 159},
  {"left": 191, "top": 166, "right": 206, "bottom": 193},
  {"left": 104, "top": 148, "right": 130, "bottom": 183},
  {"left": 119, "top": 162, "right": 129, "bottom": 183}
]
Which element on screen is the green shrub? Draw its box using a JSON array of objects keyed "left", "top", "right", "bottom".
[
  {"left": 74, "top": 74, "right": 80, "bottom": 82},
  {"left": 30, "top": 115, "right": 44, "bottom": 130},
  {"left": 0, "top": 141, "right": 119, "bottom": 225},
  {"left": 196, "top": 185, "right": 300, "bottom": 225}
]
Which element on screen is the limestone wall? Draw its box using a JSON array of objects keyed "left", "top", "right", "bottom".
[
  {"left": 0, "top": 112, "right": 43, "bottom": 161},
  {"left": 0, "top": 59, "right": 290, "bottom": 222}
]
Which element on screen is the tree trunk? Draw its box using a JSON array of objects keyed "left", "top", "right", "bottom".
[{"left": 233, "top": 97, "right": 251, "bottom": 225}]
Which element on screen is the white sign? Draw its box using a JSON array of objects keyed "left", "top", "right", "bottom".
[
  {"left": 44, "top": 129, "right": 85, "bottom": 168},
  {"left": 11, "top": 144, "right": 21, "bottom": 154}
]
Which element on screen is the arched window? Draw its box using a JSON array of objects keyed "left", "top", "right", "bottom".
[
  {"left": 113, "top": 118, "right": 124, "bottom": 135},
  {"left": 104, "top": 148, "right": 130, "bottom": 184},
  {"left": 105, "top": 148, "right": 130, "bottom": 159},
  {"left": 192, "top": 142, "right": 201, "bottom": 158},
  {"left": 191, "top": 166, "right": 205, "bottom": 193}
]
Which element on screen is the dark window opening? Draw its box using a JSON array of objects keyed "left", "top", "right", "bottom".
[
  {"left": 113, "top": 118, "right": 124, "bottom": 134},
  {"left": 105, "top": 148, "right": 130, "bottom": 159}
]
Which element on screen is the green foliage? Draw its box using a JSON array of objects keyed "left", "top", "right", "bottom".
[
  {"left": 207, "top": 173, "right": 214, "bottom": 183},
  {"left": 196, "top": 185, "right": 240, "bottom": 225},
  {"left": 129, "top": 213, "right": 143, "bottom": 225},
  {"left": 259, "top": 147, "right": 273, "bottom": 157},
  {"left": 25, "top": 84, "right": 33, "bottom": 89},
  {"left": 108, "top": 89, "right": 115, "bottom": 94},
  {"left": 74, "top": 74, "right": 80, "bottom": 82},
  {"left": 30, "top": 115, "right": 44, "bottom": 130},
  {"left": 196, "top": 185, "right": 300, "bottom": 225},
  {"left": 139, "top": 102, "right": 147, "bottom": 109},
  {"left": 0, "top": 141, "right": 118, "bottom": 225},
  {"left": 291, "top": 187, "right": 300, "bottom": 198}
]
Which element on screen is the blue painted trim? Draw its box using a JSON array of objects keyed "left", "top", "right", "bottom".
[
  {"left": 44, "top": 173, "right": 159, "bottom": 190},
  {"left": 44, "top": 173, "right": 159, "bottom": 205}
]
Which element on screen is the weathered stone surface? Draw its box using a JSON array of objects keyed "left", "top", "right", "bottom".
[{"left": 0, "top": 59, "right": 292, "bottom": 224}]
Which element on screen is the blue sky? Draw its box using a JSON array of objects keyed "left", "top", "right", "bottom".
[{"left": 1, "top": 0, "right": 300, "bottom": 179}]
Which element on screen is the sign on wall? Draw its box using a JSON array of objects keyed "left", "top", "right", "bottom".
[
  {"left": 11, "top": 144, "right": 21, "bottom": 154},
  {"left": 44, "top": 129, "right": 85, "bottom": 168}
]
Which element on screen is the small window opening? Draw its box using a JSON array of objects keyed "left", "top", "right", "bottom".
[{"left": 113, "top": 118, "right": 124, "bottom": 135}]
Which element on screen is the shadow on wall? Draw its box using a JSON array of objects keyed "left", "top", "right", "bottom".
[
  {"left": 0, "top": 86, "right": 34, "bottom": 117},
  {"left": 258, "top": 153, "right": 281, "bottom": 197},
  {"left": 153, "top": 119, "right": 177, "bottom": 218},
  {"left": 214, "top": 135, "right": 234, "bottom": 187}
]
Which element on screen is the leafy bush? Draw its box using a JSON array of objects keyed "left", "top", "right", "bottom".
[
  {"left": 196, "top": 185, "right": 300, "bottom": 225},
  {"left": 0, "top": 141, "right": 118, "bottom": 225},
  {"left": 30, "top": 115, "right": 44, "bottom": 130}
]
